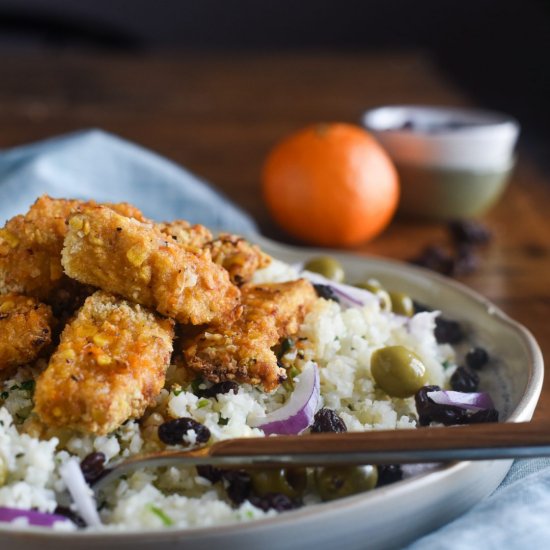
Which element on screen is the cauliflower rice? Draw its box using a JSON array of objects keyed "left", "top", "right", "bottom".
[{"left": 0, "top": 259, "right": 456, "bottom": 531}]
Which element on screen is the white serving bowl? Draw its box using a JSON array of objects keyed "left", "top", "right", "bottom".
[
  {"left": 362, "top": 105, "right": 519, "bottom": 171},
  {"left": 1, "top": 236, "right": 543, "bottom": 550}
]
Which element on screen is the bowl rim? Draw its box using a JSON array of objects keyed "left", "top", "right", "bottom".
[
  {"left": 1, "top": 237, "right": 543, "bottom": 543},
  {"left": 361, "top": 104, "right": 520, "bottom": 139}
]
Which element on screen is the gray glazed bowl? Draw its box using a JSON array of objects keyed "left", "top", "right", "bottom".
[{"left": 1, "top": 236, "right": 543, "bottom": 550}]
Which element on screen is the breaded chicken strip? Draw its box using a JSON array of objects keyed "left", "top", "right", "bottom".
[
  {"left": 180, "top": 279, "right": 317, "bottom": 391},
  {"left": 158, "top": 220, "right": 213, "bottom": 253},
  {"left": 34, "top": 291, "right": 174, "bottom": 435},
  {"left": 0, "top": 196, "right": 146, "bottom": 300},
  {"left": 160, "top": 222, "right": 271, "bottom": 286},
  {"left": 0, "top": 293, "right": 53, "bottom": 371},
  {"left": 208, "top": 233, "right": 271, "bottom": 286},
  {"left": 62, "top": 206, "right": 241, "bottom": 325}
]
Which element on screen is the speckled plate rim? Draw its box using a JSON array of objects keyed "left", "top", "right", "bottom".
[{"left": 1, "top": 236, "right": 544, "bottom": 545}]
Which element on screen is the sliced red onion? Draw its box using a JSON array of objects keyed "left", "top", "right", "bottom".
[
  {"left": 249, "top": 362, "right": 320, "bottom": 435},
  {"left": 59, "top": 459, "right": 102, "bottom": 528},
  {"left": 427, "top": 390, "right": 495, "bottom": 411},
  {"left": 0, "top": 507, "right": 71, "bottom": 528},
  {"left": 301, "top": 271, "right": 378, "bottom": 309}
]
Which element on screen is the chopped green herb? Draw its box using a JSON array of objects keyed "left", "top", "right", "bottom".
[
  {"left": 218, "top": 416, "right": 229, "bottom": 426},
  {"left": 442, "top": 360, "right": 452, "bottom": 369},
  {"left": 197, "top": 398, "right": 210, "bottom": 409},
  {"left": 15, "top": 452, "right": 24, "bottom": 459},
  {"left": 0, "top": 392, "right": 8, "bottom": 400},
  {"left": 287, "top": 366, "right": 300, "bottom": 380},
  {"left": 191, "top": 378, "right": 205, "bottom": 396},
  {"left": 9, "top": 385, "right": 19, "bottom": 391},
  {"left": 147, "top": 504, "right": 174, "bottom": 526},
  {"left": 172, "top": 388, "right": 183, "bottom": 397},
  {"left": 277, "top": 337, "right": 295, "bottom": 359},
  {"left": 281, "top": 365, "right": 301, "bottom": 392}
]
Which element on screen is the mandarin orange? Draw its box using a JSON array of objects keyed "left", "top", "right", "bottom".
[{"left": 262, "top": 123, "right": 399, "bottom": 247}]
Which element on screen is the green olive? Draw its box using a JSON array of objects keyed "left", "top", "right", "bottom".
[
  {"left": 314, "top": 465, "right": 378, "bottom": 501},
  {"left": 371, "top": 345, "right": 427, "bottom": 398},
  {"left": 249, "top": 468, "right": 307, "bottom": 498},
  {"left": 355, "top": 280, "right": 392, "bottom": 311},
  {"left": 304, "top": 256, "right": 345, "bottom": 283},
  {"left": 388, "top": 291, "right": 414, "bottom": 317}
]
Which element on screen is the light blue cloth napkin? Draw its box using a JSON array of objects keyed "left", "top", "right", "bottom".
[
  {"left": 0, "top": 130, "right": 547, "bottom": 548},
  {"left": 408, "top": 459, "right": 550, "bottom": 549},
  {"left": 0, "top": 129, "right": 258, "bottom": 233}
]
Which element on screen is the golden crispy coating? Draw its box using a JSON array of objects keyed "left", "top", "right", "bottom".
[
  {"left": 208, "top": 233, "right": 271, "bottom": 286},
  {"left": 160, "top": 222, "right": 271, "bottom": 286},
  {"left": 158, "top": 220, "right": 213, "bottom": 253},
  {"left": 0, "top": 293, "right": 53, "bottom": 371},
  {"left": 0, "top": 196, "right": 146, "bottom": 300},
  {"left": 62, "top": 206, "right": 241, "bottom": 325},
  {"left": 34, "top": 291, "right": 174, "bottom": 435},
  {"left": 180, "top": 279, "right": 317, "bottom": 391}
]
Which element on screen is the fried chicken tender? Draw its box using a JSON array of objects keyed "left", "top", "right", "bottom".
[
  {"left": 0, "top": 196, "right": 146, "bottom": 300},
  {"left": 180, "top": 279, "right": 317, "bottom": 391},
  {"left": 158, "top": 220, "right": 213, "bottom": 253},
  {"left": 208, "top": 233, "right": 271, "bottom": 286},
  {"left": 160, "top": 222, "right": 271, "bottom": 286},
  {"left": 34, "top": 291, "right": 174, "bottom": 435},
  {"left": 62, "top": 206, "right": 241, "bottom": 325},
  {"left": 0, "top": 293, "right": 53, "bottom": 371}
]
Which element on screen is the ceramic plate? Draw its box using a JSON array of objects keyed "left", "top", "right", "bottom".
[{"left": 2, "top": 237, "right": 544, "bottom": 550}]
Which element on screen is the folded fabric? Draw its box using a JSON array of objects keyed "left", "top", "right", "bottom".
[
  {"left": 408, "top": 458, "right": 550, "bottom": 549},
  {"left": 0, "top": 129, "right": 258, "bottom": 234}
]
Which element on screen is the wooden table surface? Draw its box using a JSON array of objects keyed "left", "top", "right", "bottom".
[{"left": 1, "top": 50, "right": 549, "bottom": 417}]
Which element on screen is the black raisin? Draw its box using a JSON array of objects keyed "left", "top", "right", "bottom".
[
  {"left": 248, "top": 492, "right": 301, "bottom": 512},
  {"left": 158, "top": 417, "right": 211, "bottom": 446},
  {"left": 311, "top": 408, "right": 347, "bottom": 433},
  {"left": 448, "top": 220, "right": 492, "bottom": 246},
  {"left": 415, "top": 385, "right": 466, "bottom": 426},
  {"left": 313, "top": 284, "right": 340, "bottom": 302},
  {"left": 465, "top": 347, "right": 489, "bottom": 370},
  {"left": 201, "top": 381, "right": 240, "bottom": 399},
  {"left": 450, "top": 366, "right": 479, "bottom": 392},
  {"left": 409, "top": 245, "right": 455, "bottom": 275},
  {"left": 223, "top": 470, "right": 252, "bottom": 505},
  {"left": 80, "top": 452, "right": 106, "bottom": 484},
  {"left": 434, "top": 317, "right": 464, "bottom": 344},
  {"left": 414, "top": 385, "right": 497, "bottom": 426},
  {"left": 196, "top": 465, "right": 224, "bottom": 484},
  {"left": 450, "top": 245, "right": 479, "bottom": 276},
  {"left": 54, "top": 506, "right": 86, "bottom": 528},
  {"left": 376, "top": 464, "right": 403, "bottom": 487}
]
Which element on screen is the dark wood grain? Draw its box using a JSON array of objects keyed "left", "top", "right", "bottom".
[{"left": 0, "top": 50, "right": 548, "bottom": 419}]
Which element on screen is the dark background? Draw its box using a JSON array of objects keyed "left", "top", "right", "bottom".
[{"left": 0, "top": 0, "right": 548, "bottom": 162}]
